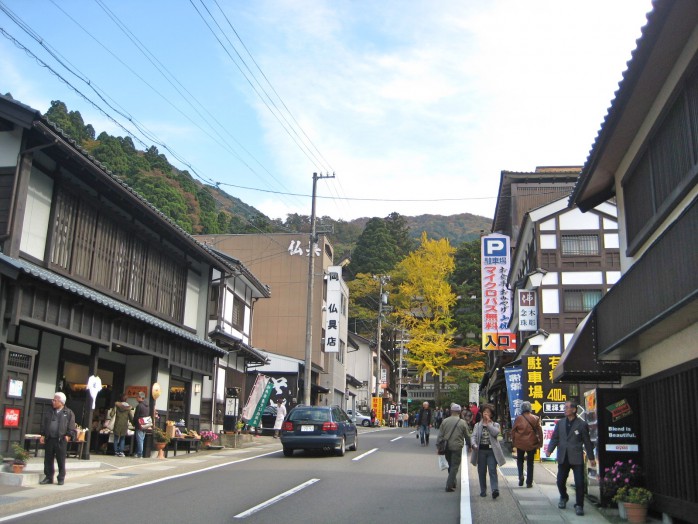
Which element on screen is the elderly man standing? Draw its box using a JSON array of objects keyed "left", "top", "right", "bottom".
[
  {"left": 39, "top": 392, "right": 77, "bottom": 485},
  {"left": 438, "top": 403, "right": 471, "bottom": 492},
  {"left": 417, "top": 402, "right": 433, "bottom": 446},
  {"left": 546, "top": 401, "right": 596, "bottom": 516}
]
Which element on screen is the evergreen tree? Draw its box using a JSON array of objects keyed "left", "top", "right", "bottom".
[
  {"left": 385, "top": 212, "right": 415, "bottom": 258},
  {"left": 348, "top": 217, "right": 399, "bottom": 278},
  {"left": 450, "top": 240, "right": 482, "bottom": 344}
]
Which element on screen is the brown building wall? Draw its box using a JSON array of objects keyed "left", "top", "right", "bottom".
[{"left": 198, "top": 233, "right": 332, "bottom": 370}]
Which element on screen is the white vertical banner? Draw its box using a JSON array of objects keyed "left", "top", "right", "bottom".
[
  {"left": 481, "top": 234, "right": 516, "bottom": 350},
  {"left": 517, "top": 289, "right": 538, "bottom": 331},
  {"left": 242, "top": 374, "right": 270, "bottom": 421},
  {"left": 324, "top": 266, "right": 342, "bottom": 353}
]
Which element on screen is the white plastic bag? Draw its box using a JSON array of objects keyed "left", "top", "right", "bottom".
[{"left": 438, "top": 455, "right": 449, "bottom": 471}]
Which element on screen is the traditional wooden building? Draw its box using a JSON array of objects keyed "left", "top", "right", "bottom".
[
  {"left": 559, "top": 1, "right": 698, "bottom": 520},
  {"left": 0, "top": 94, "right": 262, "bottom": 456}
]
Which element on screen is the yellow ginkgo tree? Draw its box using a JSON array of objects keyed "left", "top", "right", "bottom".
[{"left": 393, "top": 233, "right": 456, "bottom": 403}]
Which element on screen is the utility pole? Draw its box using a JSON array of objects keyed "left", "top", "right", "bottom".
[
  {"left": 397, "top": 326, "right": 404, "bottom": 413},
  {"left": 373, "top": 275, "right": 390, "bottom": 399},
  {"left": 303, "top": 172, "right": 334, "bottom": 406}
]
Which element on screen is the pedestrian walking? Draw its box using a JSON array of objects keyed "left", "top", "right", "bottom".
[
  {"left": 111, "top": 394, "right": 133, "bottom": 457},
  {"left": 470, "top": 403, "right": 506, "bottom": 499},
  {"left": 511, "top": 400, "right": 543, "bottom": 488},
  {"left": 435, "top": 408, "right": 443, "bottom": 429},
  {"left": 273, "top": 398, "right": 287, "bottom": 438},
  {"left": 438, "top": 403, "right": 471, "bottom": 492},
  {"left": 417, "top": 402, "right": 433, "bottom": 446},
  {"left": 545, "top": 401, "right": 596, "bottom": 517},
  {"left": 370, "top": 409, "right": 376, "bottom": 427},
  {"left": 39, "top": 392, "right": 77, "bottom": 485},
  {"left": 463, "top": 404, "right": 473, "bottom": 429}
]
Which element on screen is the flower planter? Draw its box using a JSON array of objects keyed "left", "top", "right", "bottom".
[
  {"left": 618, "top": 501, "right": 627, "bottom": 521},
  {"left": 624, "top": 502, "right": 648, "bottom": 523},
  {"left": 11, "top": 463, "right": 25, "bottom": 474}
]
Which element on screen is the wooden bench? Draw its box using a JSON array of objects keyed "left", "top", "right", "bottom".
[{"left": 166, "top": 437, "right": 201, "bottom": 457}]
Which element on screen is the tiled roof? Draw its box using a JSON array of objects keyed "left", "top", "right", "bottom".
[{"left": 0, "top": 253, "right": 225, "bottom": 356}]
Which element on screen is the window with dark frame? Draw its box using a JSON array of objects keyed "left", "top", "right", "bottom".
[
  {"left": 563, "top": 289, "right": 603, "bottom": 312},
  {"left": 561, "top": 234, "right": 600, "bottom": 256},
  {"left": 231, "top": 295, "right": 244, "bottom": 331}
]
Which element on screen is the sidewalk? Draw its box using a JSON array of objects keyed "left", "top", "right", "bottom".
[
  {"left": 495, "top": 453, "right": 661, "bottom": 524},
  {"left": 0, "top": 435, "right": 279, "bottom": 519}
]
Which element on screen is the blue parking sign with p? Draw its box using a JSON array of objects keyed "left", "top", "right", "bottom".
[{"left": 484, "top": 236, "right": 508, "bottom": 257}]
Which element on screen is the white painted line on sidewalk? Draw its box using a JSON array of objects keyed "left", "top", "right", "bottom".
[
  {"left": 233, "top": 478, "right": 320, "bottom": 519},
  {"left": 460, "top": 446, "right": 472, "bottom": 524},
  {"left": 0, "top": 450, "right": 281, "bottom": 523},
  {"left": 352, "top": 448, "right": 379, "bottom": 461}
]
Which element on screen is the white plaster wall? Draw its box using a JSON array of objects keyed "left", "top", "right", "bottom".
[
  {"left": 20, "top": 168, "right": 53, "bottom": 260},
  {"left": 190, "top": 373, "right": 203, "bottom": 416},
  {"left": 542, "top": 289, "right": 559, "bottom": 314},
  {"left": 604, "top": 233, "right": 619, "bottom": 249},
  {"left": 622, "top": 322, "right": 698, "bottom": 386},
  {"left": 0, "top": 127, "right": 22, "bottom": 166},
  {"left": 559, "top": 208, "right": 599, "bottom": 230},
  {"left": 540, "top": 218, "right": 556, "bottom": 231},
  {"left": 606, "top": 271, "right": 621, "bottom": 285},
  {"left": 603, "top": 217, "right": 617, "bottom": 230},
  {"left": 540, "top": 234, "right": 557, "bottom": 249},
  {"left": 125, "top": 355, "right": 152, "bottom": 401},
  {"left": 561, "top": 272, "right": 603, "bottom": 285},
  {"left": 542, "top": 272, "right": 558, "bottom": 285},
  {"left": 155, "top": 361, "right": 170, "bottom": 413},
  {"left": 538, "top": 333, "right": 562, "bottom": 355}
]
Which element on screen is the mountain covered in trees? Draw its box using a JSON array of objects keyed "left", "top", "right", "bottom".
[{"left": 40, "top": 100, "right": 491, "bottom": 257}]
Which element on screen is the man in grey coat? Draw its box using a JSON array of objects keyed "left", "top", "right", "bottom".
[
  {"left": 437, "top": 403, "right": 471, "bottom": 492},
  {"left": 546, "top": 401, "right": 596, "bottom": 516}
]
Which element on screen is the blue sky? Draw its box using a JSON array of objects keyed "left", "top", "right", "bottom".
[{"left": 1, "top": 0, "right": 653, "bottom": 222}]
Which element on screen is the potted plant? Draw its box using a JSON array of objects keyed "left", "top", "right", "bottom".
[
  {"left": 614, "top": 486, "right": 652, "bottom": 523},
  {"left": 199, "top": 430, "right": 219, "bottom": 447},
  {"left": 600, "top": 460, "right": 643, "bottom": 504},
  {"left": 11, "top": 443, "right": 30, "bottom": 473}
]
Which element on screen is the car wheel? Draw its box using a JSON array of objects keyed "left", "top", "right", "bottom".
[
  {"left": 335, "top": 437, "right": 346, "bottom": 457},
  {"left": 362, "top": 420, "right": 370, "bottom": 427},
  {"left": 349, "top": 433, "right": 358, "bottom": 451},
  {"left": 282, "top": 447, "right": 294, "bottom": 457}
]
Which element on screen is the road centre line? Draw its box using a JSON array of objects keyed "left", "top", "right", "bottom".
[
  {"left": 352, "top": 448, "right": 379, "bottom": 461},
  {"left": 0, "top": 450, "right": 281, "bottom": 523},
  {"left": 233, "top": 478, "right": 320, "bottom": 519},
  {"left": 390, "top": 436, "right": 402, "bottom": 442}
]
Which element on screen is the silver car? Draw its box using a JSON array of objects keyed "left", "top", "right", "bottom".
[{"left": 346, "top": 409, "right": 372, "bottom": 427}]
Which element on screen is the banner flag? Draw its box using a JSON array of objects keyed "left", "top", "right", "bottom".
[
  {"left": 242, "top": 374, "right": 269, "bottom": 423},
  {"left": 247, "top": 377, "right": 275, "bottom": 428}
]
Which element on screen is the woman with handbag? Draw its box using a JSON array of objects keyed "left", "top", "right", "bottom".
[
  {"left": 511, "top": 400, "right": 544, "bottom": 488},
  {"left": 111, "top": 394, "right": 133, "bottom": 457},
  {"left": 470, "top": 404, "right": 506, "bottom": 499}
]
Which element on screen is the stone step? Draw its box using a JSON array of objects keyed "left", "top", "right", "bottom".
[{"left": 0, "top": 459, "right": 103, "bottom": 487}]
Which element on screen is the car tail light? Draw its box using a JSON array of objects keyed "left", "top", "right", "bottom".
[
  {"left": 321, "top": 421, "right": 338, "bottom": 431},
  {"left": 282, "top": 421, "right": 294, "bottom": 431}
]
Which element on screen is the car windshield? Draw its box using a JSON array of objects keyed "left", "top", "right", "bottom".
[{"left": 289, "top": 409, "right": 330, "bottom": 422}]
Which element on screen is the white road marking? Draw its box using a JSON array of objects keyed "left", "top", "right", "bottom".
[
  {"left": 352, "top": 448, "right": 379, "bottom": 461},
  {"left": 0, "top": 450, "right": 281, "bottom": 523},
  {"left": 390, "top": 436, "right": 402, "bottom": 442},
  {"left": 233, "top": 478, "right": 320, "bottom": 519},
  {"left": 460, "top": 446, "right": 472, "bottom": 524}
]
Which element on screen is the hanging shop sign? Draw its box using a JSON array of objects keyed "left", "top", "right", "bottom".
[
  {"left": 481, "top": 234, "right": 516, "bottom": 351},
  {"left": 523, "top": 355, "right": 573, "bottom": 415},
  {"left": 504, "top": 366, "right": 524, "bottom": 426},
  {"left": 323, "top": 266, "right": 342, "bottom": 353},
  {"left": 517, "top": 290, "right": 538, "bottom": 331}
]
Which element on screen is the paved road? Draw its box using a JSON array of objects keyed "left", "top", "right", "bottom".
[{"left": 0, "top": 427, "right": 625, "bottom": 523}]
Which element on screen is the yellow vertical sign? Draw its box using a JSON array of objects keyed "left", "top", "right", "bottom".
[{"left": 372, "top": 397, "right": 383, "bottom": 424}]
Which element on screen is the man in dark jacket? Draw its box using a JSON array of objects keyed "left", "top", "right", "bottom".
[
  {"left": 39, "top": 392, "right": 76, "bottom": 485},
  {"left": 133, "top": 392, "right": 150, "bottom": 458},
  {"left": 546, "top": 401, "right": 597, "bottom": 516},
  {"left": 417, "top": 402, "right": 433, "bottom": 446}
]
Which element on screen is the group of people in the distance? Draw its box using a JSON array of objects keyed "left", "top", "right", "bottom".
[{"left": 420, "top": 399, "right": 595, "bottom": 516}]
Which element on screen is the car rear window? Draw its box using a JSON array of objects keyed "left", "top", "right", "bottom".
[{"left": 289, "top": 409, "right": 330, "bottom": 422}]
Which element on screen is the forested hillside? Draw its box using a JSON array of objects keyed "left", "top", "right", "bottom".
[{"left": 41, "top": 100, "right": 491, "bottom": 254}]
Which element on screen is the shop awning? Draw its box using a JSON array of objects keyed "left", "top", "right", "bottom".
[
  {"left": 553, "top": 311, "right": 640, "bottom": 383},
  {"left": 208, "top": 327, "right": 268, "bottom": 365}
]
